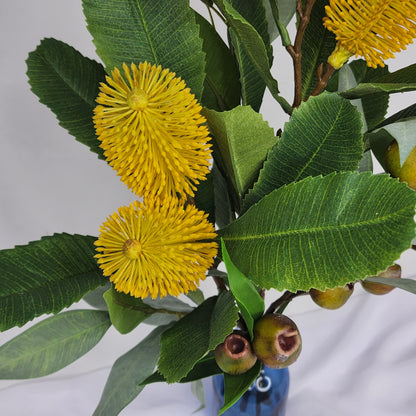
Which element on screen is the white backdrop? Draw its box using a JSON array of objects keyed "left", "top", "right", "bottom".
[{"left": 1, "top": 1, "right": 416, "bottom": 415}]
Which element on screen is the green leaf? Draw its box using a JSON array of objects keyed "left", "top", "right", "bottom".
[
  {"left": 82, "top": 0, "right": 205, "bottom": 100},
  {"left": 221, "top": 239, "right": 264, "bottom": 339},
  {"left": 194, "top": 171, "right": 216, "bottom": 226},
  {"left": 243, "top": 92, "right": 363, "bottom": 211},
  {"left": 213, "top": 162, "right": 235, "bottom": 228},
  {"left": 374, "top": 103, "right": 416, "bottom": 130},
  {"left": 0, "top": 310, "right": 110, "bottom": 379},
  {"left": 226, "top": 0, "right": 272, "bottom": 111},
  {"left": 139, "top": 295, "right": 194, "bottom": 326},
  {"left": 329, "top": 60, "right": 389, "bottom": 131},
  {"left": 103, "top": 288, "right": 155, "bottom": 334},
  {"left": 142, "top": 353, "right": 222, "bottom": 385},
  {"left": 0, "top": 233, "right": 106, "bottom": 331},
  {"left": 158, "top": 292, "right": 238, "bottom": 383},
  {"left": 195, "top": 13, "right": 240, "bottom": 111},
  {"left": 204, "top": 106, "right": 277, "bottom": 205},
  {"left": 365, "top": 277, "right": 416, "bottom": 295},
  {"left": 83, "top": 282, "right": 111, "bottom": 310},
  {"left": 191, "top": 379, "right": 206, "bottom": 412},
  {"left": 369, "top": 117, "right": 416, "bottom": 170},
  {"left": 214, "top": 0, "right": 292, "bottom": 114},
  {"left": 26, "top": 38, "right": 106, "bottom": 158},
  {"left": 301, "top": 0, "right": 337, "bottom": 99},
  {"left": 262, "top": 0, "right": 296, "bottom": 42},
  {"left": 219, "top": 172, "right": 416, "bottom": 293},
  {"left": 340, "top": 64, "right": 416, "bottom": 99},
  {"left": 186, "top": 289, "right": 205, "bottom": 306},
  {"left": 219, "top": 360, "right": 262, "bottom": 414},
  {"left": 93, "top": 325, "right": 168, "bottom": 416}
]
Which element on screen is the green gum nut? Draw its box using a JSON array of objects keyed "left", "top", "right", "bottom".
[
  {"left": 361, "top": 264, "right": 401, "bottom": 295},
  {"left": 214, "top": 332, "right": 257, "bottom": 375},
  {"left": 252, "top": 314, "right": 302, "bottom": 369},
  {"left": 310, "top": 284, "right": 354, "bottom": 310}
]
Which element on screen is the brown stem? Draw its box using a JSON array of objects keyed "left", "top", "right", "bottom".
[
  {"left": 266, "top": 290, "right": 307, "bottom": 315},
  {"left": 309, "top": 63, "right": 336, "bottom": 97},
  {"left": 289, "top": 0, "right": 317, "bottom": 108},
  {"left": 213, "top": 275, "right": 227, "bottom": 292}
]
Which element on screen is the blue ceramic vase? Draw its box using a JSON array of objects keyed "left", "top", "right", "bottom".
[{"left": 213, "top": 366, "right": 289, "bottom": 416}]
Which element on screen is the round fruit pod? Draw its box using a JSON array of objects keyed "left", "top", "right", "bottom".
[
  {"left": 214, "top": 332, "right": 257, "bottom": 375},
  {"left": 252, "top": 314, "right": 302, "bottom": 369}
]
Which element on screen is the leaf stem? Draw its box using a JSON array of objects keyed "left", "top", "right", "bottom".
[
  {"left": 266, "top": 290, "right": 307, "bottom": 314},
  {"left": 287, "top": 0, "right": 317, "bottom": 108}
]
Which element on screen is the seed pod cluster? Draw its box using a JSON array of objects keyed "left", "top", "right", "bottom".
[{"left": 215, "top": 314, "right": 302, "bottom": 375}]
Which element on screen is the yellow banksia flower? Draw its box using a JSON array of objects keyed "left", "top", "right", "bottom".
[
  {"left": 93, "top": 62, "right": 212, "bottom": 201},
  {"left": 95, "top": 199, "right": 218, "bottom": 299},
  {"left": 323, "top": 0, "right": 416, "bottom": 69}
]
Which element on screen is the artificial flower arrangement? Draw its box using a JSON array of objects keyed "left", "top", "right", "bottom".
[{"left": 1, "top": 0, "right": 416, "bottom": 415}]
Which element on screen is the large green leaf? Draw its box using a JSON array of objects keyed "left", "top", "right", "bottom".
[
  {"left": 301, "top": 0, "right": 336, "bottom": 99},
  {"left": 219, "top": 172, "right": 416, "bottom": 292},
  {"left": 214, "top": 0, "right": 292, "bottom": 114},
  {"left": 82, "top": 0, "right": 205, "bottom": 99},
  {"left": 158, "top": 292, "right": 238, "bottom": 383},
  {"left": 26, "top": 38, "right": 106, "bottom": 158},
  {"left": 93, "top": 325, "right": 168, "bottom": 416},
  {"left": 195, "top": 13, "right": 240, "bottom": 111},
  {"left": 340, "top": 64, "right": 416, "bottom": 99},
  {"left": 221, "top": 239, "right": 264, "bottom": 340},
  {"left": 226, "top": 0, "right": 271, "bottom": 111},
  {"left": 204, "top": 106, "right": 277, "bottom": 205},
  {"left": 243, "top": 92, "right": 363, "bottom": 211},
  {"left": 0, "top": 234, "right": 106, "bottom": 331},
  {"left": 0, "top": 310, "right": 110, "bottom": 379},
  {"left": 220, "top": 361, "right": 262, "bottom": 414}
]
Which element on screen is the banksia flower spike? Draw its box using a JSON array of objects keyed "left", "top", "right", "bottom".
[
  {"left": 95, "top": 199, "right": 218, "bottom": 299},
  {"left": 93, "top": 62, "right": 212, "bottom": 201},
  {"left": 324, "top": 0, "right": 416, "bottom": 69}
]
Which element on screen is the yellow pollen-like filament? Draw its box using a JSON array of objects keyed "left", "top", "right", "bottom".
[
  {"left": 93, "top": 62, "right": 212, "bottom": 201},
  {"left": 324, "top": 0, "right": 416, "bottom": 68},
  {"left": 95, "top": 200, "right": 218, "bottom": 299},
  {"left": 122, "top": 239, "right": 142, "bottom": 259},
  {"left": 127, "top": 89, "right": 148, "bottom": 111}
]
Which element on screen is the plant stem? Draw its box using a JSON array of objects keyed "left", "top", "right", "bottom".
[
  {"left": 309, "top": 62, "right": 336, "bottom": 96},
  {"left": 287, "top": 0, "right": 317, "bottom": 108},
  {"left": 266, "top": 290, "right": 307, "bottom": 314}
]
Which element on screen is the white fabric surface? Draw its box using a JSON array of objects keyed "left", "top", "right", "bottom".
[{"left": 1, "top": 1, "right": 416, "bottom": 415}]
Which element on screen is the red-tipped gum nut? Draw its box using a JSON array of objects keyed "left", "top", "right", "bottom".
[
  {"left": 252, "top": 314, "right": 301, "bottom": 369},
  {"left": 214, "top": 332, "right": 257, "bottom": 375}
]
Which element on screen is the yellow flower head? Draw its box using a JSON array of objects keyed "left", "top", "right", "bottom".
[
  {"left": 323, "top": 0, "right": 416, "bottom": 69},
  {"left": 95, "top": 199, "right": 218, "bottom": 299},
  {"left": 93, "top": 62, "right": 212, "bottom": 200}
]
